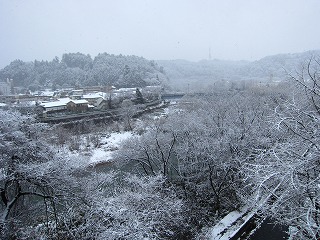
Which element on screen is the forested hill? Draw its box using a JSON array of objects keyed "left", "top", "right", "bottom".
[
  {"left": 157, "top": 50, "right": 320, "bottom": 89},
  {"left": 0, "top": 52, "right": 169, "bottom": 91}
]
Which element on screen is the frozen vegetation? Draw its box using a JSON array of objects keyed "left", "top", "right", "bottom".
[
  {"left": 1, "top": 56, "right": 320, "bottom": 239},
  {"left": 0, "top": 52, "right": 169, "bottom": 92},
  {"left": 157, "top": 50, "right": 320, "bottom": 91}
]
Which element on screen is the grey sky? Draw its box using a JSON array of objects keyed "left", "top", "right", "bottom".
[{"left": 0, "top": 0, "right": 320, "bottom": 68}]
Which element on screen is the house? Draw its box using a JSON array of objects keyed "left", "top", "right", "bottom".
[
  {"left": 40, "top": 98, "right": 70, "bottom": 113},
  {"left": 82, "top": 92, "right": 106, "bottom": 106},
  {"left": 69, "top": 89, "right": 84, "bottom": 100},
  {"left": 96, "top": 97, "right": 110, "bottom": 110},
  {"left": 66, "top": 99, "right": 89, "bottom": 113}
]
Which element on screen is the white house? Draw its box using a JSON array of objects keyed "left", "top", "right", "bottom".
[
  {"left": 0, "top": 80, "right": 12, "bottom": 95},
  {"left": 82, "top": 92, "right": 107, "bottom": 106}
]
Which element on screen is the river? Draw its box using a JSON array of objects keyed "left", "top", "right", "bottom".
[{"left": 249, "top": 218, "right": 288, "bottom": 240}]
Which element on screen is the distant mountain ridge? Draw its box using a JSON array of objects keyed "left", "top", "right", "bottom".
[
  {"left": 157, "top": 50, "right": 320, "bottom": 89},
  {"left": 1, "top": 50, "right": 319, "bottom": 92}
]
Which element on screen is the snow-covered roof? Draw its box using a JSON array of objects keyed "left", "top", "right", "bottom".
[
  {"left": 40, "top": 98, "right": 88, "bottom": 108},
  {"left": 145, "top": 85, "right": 162, "bottom": 90},
  {"left": 20, "top": 101, "right": 37, "bottom": 106},
  {"left": 69, "top": 99, "right": 88, "bottom": 104},
  {"left": 0, "top": 103, "right": 7, "bottom": 107},
  {"left": 114, "top": 88, "right": 136, "bottom": 93},
  {"left": 83, "top": 92, "right": 106, "bottom": 99},
  {"left": 35, "top": 90, "right": 56, "bottom": 97},
  {"left": 40, "top": 98, "right": 69, "bottom": 108}
]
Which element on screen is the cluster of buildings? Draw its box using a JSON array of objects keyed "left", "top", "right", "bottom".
[
  {"left": 37, "top": 87, "right": 143, "bottom": 115},
  {"left": 0, "top": 81, "right": 162, "bottom": 118}
]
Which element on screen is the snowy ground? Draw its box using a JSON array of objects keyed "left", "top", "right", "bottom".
[
  {"left": 66, "top": 101, "right": 175, "bottom": 168},
  {"left": 86, "top": 102, "right": 177, "bottom": 166},
  {"left": 89, "top": 131, "right": 133, "bottom": 164},
  {"left": 66, "top": 131, "right": 134, "bottom": 168},
  {"left": 208, "top": 207, "right": 255, "bottom": 240}
]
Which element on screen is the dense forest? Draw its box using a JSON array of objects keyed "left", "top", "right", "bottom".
[{"left": 0, "top": 52, "right": 168, "bottom": 91}]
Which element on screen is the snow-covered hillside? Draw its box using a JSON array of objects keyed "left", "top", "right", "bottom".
[{"left": 158, "top": 50, "right": 320, "bottom": 90}]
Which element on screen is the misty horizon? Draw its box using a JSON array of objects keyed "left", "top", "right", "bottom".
[
  {"left": 1, "top": 48, "right": 320, "bottom": 70},
  {"left": 1, "top": 0, "right": 320, "bottom": 69}
]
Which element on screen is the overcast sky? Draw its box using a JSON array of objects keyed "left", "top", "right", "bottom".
[{"left": 0, "top": 0, "right": 320, "bottom": 68}]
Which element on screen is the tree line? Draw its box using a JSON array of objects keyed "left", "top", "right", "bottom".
[{"left": 0, "top": 52, "right": 168, "bottom": 92}]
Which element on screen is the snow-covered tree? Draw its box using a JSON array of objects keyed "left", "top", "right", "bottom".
[
  {"left": 115, "top": 89, "right": 280, "bottom": 230},
  {"left": 0, "top": 109, "right": 190, "bottom": 239},
  {"left": 115, "top": 126, "right": 177, "bottom": 178},
  {"left": 0, "top": 109, "right": 82, "bottom": 239},
  {"left": 244, "top": 57, "right": 320, "bottom": 239},
  {"left": 79, "top": 173, "right": 188, "bottom": 240}
]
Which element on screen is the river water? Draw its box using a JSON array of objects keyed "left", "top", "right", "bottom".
[{"left": 249, "top": 218, "right": 288, "bottom": 240}]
